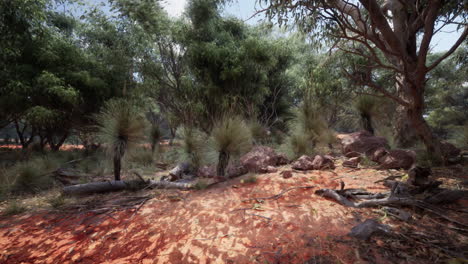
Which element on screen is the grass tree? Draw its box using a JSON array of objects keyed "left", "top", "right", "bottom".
[
  {"left": 354, "top": 95, "right": 377, "bottom": 135},
  {"left": 210, "top": 116, "right": 252, "bottom": 178},
  {"left": 95, "top": 99, "right": 146, "bottom": 181},
  {"left": 149, "top": 124, "right": 162, "bottom": 154}
]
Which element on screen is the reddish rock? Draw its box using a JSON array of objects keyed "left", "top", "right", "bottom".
[
  {"left": 369, "top": 147, "right": 389, "bottom": 162},
  {"left": 276, "top": 153, "right": 290, "bottom": 165},
  {"left": 343, "top": 157, "right": 361, "bottom": 168},
  {"left": 291, "top": 155, "right": 315, "bottom": 170},
  {"left": 312, "top": 155, "right": 335, "bottom": 170},
  {"left": 240, "top": 146, "right": 288, "bottom": 172},
  {"left": 227, "top": 164, "right": 248, "bottom": 178},
  {"left": 263, "top": 166, "right": 278, "bottom": 173},
  {"left": 377, "top": 149, "right": 416, "bottom": 170},
  {"left": 345, "top": 151, "right": 361, "bottom": 158},
  {"left": 341, "top": 131, "right": 388, "bottom": 156},
  {"left": 281, "top": 170, "right": 293, "bottom": 179}
]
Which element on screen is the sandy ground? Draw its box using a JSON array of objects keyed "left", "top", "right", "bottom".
[{"left": 0, "top": 164, "right": 466, "bottom": 264}]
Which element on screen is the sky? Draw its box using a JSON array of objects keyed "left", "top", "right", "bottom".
[{"left": 160, "top": 0, "right": 463, "bottom": 53}]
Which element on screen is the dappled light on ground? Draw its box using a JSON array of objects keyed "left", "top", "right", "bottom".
[{"left": 1, "top": 166, "right": 466, "bottom": 263}]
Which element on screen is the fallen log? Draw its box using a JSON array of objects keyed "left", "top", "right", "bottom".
[{"left": 63, "top": 179, "right": 194, "bottom": 195}]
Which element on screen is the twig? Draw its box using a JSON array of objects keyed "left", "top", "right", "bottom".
[
  {"left": 246, "top": 213, "right": 272, "bottom": 221},
  {"left": 242, "top": 186, "right": 315, "bottom": 202}
]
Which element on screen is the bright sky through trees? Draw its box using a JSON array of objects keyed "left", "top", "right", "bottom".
[{"left": 161, "top": 0, "right": 462, "bottom": 52}]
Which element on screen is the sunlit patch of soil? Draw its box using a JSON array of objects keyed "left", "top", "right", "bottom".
[{"left": 0, "top": 165, "right": 466, "bottom": 263}]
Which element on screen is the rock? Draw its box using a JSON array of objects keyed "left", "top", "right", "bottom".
[
  {"left": 341, "top": 131, "right": 388, "bottom": 156},
  {"left": 262, "top": 166, "right": 278, "bottom": 173},
  {"left": 378, "top": 149, "right": 416, "bottom": 170},
  {"left": 312, "top": 155, "right": 335, "bottom": 170},
  {"left": 276, "top": 153, "right": 290, "bottom": 165},
  {"left": 240, "top": 146, "right": 288, "bottom": 173},
  {"left": 348, "top": 219, "right": 391, "bottom": 240},
  {"left": 345, "top": 151, "right": 361, "bottom": 158},
  {"left": 291, "top": 155, "right": 315, "bottom": 170},
  {"left": 227, "top": 164, "right": 248, "bottom": 178},
  {"left": 369, "top": 147, "right": 388, "bottom": 162},
  {"left": 343, "top": 157, "right": 361, "bottom": 168},
  {"left": 197, "top": 165, "right": 216, "bottom": 178},
  {"left": 281, "top": 170, "right": 293, "bottom": 179}
]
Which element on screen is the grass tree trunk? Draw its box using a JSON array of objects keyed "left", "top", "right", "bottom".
[
  {"left": 217, "top": 151, "right": 230, "bottom": 178},
  {"left": 113, "top": 153, "right": 122, "bottom": 181},
  {"left": 361, "top": 113, "right": 374, "bottom": 135}
]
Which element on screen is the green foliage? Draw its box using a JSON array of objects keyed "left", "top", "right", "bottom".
[
  {"left": 47, "top": 194, "right": 66, "bottom": 209},
  {"left": 179, "top": 127, "right": 207, "bottom": 169},
  {"left": 248, "top": 119, "right": 269, "bottom": 145},
  {"left": 282, "top": 132, "right": 314, "bottom": 159},
  {"left": 194, "top": 179, "right": 209, "bottom": 190},
  {"left": 3, "top": 200, "right": 26, "bottom": 216},
  {"left": 0, "top": 155, "right": 60, "bottom": 195},
  {"left": 354, "top": 95, "right": 376, "bottom": 117},
  {"left": 95, "top": 99, "right": 147, "bottom": 160},
  {"left": 128, "top": 148, "right": 155, "bottom": 168},
  {"left": 243, "top": 174, "right": 258, "bottom": 184},
  {"left": 210, "top": 116, "right": 252, "bottom": 157}
]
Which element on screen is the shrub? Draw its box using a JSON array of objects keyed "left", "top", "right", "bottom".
[
  {"left": 210, "top": 116, "right": 252, "bottom": 177},
  {"left": 128, "top": 148, "right": 155, "bottom": 167},
  {"left": 3, "top": 200, "right": 26, "bottom": 216},
  {"left": 243, "top": 174, "right": 257, "bottom": 184},
  {"left": 179, "top": 127, "right": 207, "bottom": 169},
  {"left": 282, "top": 132, "right": 314, "bottom": 159},
  {"left": 47, "top": 195, "right": 66, "bottom": 209},
  {"left": 248, "top": 119, "right": 269, "bottom": 145},
  {"left": 95, "top": 99, "right": 147, "bottom": 181},
  {"left": 354, "top": 95, "right": 377, "bottom": 134},
  {"left": 194, "top": 179, "right": 209, "bottom": 190}
]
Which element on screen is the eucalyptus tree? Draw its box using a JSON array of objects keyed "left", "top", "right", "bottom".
[{"left": 258, "top": 0, "right": 467, "bottom": 159}]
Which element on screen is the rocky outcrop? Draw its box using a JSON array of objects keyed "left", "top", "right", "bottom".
[
  {"left": 341, "top": 131, "right": 388, "bottom": 156},
  {"left": 343, "top": 157, "right": 361, "bottom": 168},
  {"left": 292, "top": 155, "right": 335, "bottom": 170},
  {"left": 312, "top": 155, "right": 335, "bottom": 170},
  {"left": 291, "top": 155, "right": 315, "bottom": 170},
  {"left": 240, "top": 146, "right": 289, "bottom": 173},
  {"left": 369, "top": 147, "right": 388, "bottom": 162},
  {"left": 377, "top": 149, "right": 416, "bottom": 170}
]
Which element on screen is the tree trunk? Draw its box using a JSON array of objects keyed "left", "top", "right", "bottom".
[
  {"left": 361, "top": 113, "right": 374, "bottom": 135},
  {"left": 394, "top": 80, "right": 418, "bottom": 147},
  {"left": 113, "top": 154, "right": 122, "bottom": 181},
  {"left": 217, "top": 151, "right": 230, "bottom": 178}
]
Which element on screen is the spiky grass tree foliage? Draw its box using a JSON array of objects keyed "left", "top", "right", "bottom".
[
  {"left": 248, "top": 119, "right": 269, "bottom": 145},
  {"left": 354, "top": 95, "right": 377, "bottom": 135},
  {"left": 296, "top": 95, "right": 329, "bottom": 145},
  {"left": 95, "top": 99, "right": 146, "bottom": 181},
  {"left": 180, "top": 127, "right": 206, "bottom": 170},
  {"left": 283, "top": 92, "right": 336, "bottom": 158},
  {"left": 211, "top": 116, "right": 252, "bottom": 178}
]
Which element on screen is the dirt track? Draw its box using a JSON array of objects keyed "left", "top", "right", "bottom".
[{"left": 0, "top": 166, "right": 465, "bottom": 263}]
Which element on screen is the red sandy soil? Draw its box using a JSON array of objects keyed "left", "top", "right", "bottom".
[{"left": 0, "top": 165, "right": 466, "bottom": 264}]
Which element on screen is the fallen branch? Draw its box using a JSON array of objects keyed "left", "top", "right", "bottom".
[
  {"left": 63, "top": 179, "right": 194, "bottom": 195},
  {"left": 241, "top": 186, "right": 315, "bottom": 202}
]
